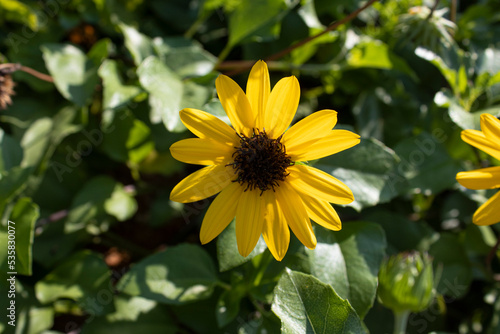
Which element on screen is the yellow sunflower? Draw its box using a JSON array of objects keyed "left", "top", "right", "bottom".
[
  {"left": 456, "top": 114, "right": 500, "bottom": 226},
  {"left": 170, "top": 60, "right": 360, "bottom": 261}
]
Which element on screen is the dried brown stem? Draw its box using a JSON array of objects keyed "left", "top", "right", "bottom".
[
  {"left": 0, "top": 63, "right": 53, "bottom": 83},
  {"left": 426, "top": 0, "right": 441, "bottom": 21},
  {"left": 450, "top": 0, "right": 457, "bottom": 23}
]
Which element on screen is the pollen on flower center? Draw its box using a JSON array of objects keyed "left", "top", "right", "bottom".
[{"left": 229, "top": 129, "right": 294, "bottom": 194}]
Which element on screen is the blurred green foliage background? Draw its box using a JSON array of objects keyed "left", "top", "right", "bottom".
[{"left": 1, "top": 0, "right": 500, "bottom": 333}]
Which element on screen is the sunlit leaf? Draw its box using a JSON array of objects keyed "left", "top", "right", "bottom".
[
  {"left": 41, "top": 44, "right": 99, "bottom": 107},
  {"left": 217, "top": 220, "right": 267, "bottom": 272},
  {"left": 117, "top": 244, "right": 218, "bottom": 304},
  {"left": 119, "top": 23, "right": 155, "bottom": 66},
  {"left": 98, "top": 60, "right": 142, "bottom": 110},
  {"left": 137, "top": 56, "right": 184, "bottom": 131},
  {"left": 306, "top": 222, "right": 386, "bottom": 318},
  {"left": 272, "top": 269, "right": 367, "bottom": 333},
  {"left": 316, "top": 138, "right": 402, "bottom": 210},
  {"left": 35, "top": 251, "right": 112, "bottom": 315}
]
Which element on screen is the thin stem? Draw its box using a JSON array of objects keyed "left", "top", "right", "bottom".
[
  {"left": 0, "top": 63, "right": 53, "bottom": 82},
  {"left": 215, "top": 280, "right": 232, "bottom": 291},
  {"left": 450, "top": 0, "right": 457, "bottom": 23},
  {"left": 426, "top": 0, "right": 440, "bottom": 21},
  {"left": 19, "top": 65, "right": 54, "bottom": 82},
  {"left": 393, "top": 310, "right": 410, "bottom": 334},
  {"left": 217, "top": 0, "right": 379, "bottom": 75},
  {"left": 216, "top": 44, "right": 233, "bottom": 67},
  {"left": 184, "top": 11, "right": 210, "bottom": 39},
  {"left": 0, "top": 115, "right": 31, "bottom": 128},
  {"left": 266, "top": 0, "right": 378, "bottom": 61}
]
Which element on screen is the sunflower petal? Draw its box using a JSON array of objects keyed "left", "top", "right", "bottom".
[
  {"left": 170, "top": 138, "right": 233, "bottom": 165},
  {"left": 262, "top": 190, "right": 290, "bottom": 261},
  {"left": 473, "top": 190, "right": 500, "bottom": 226},
  {"left": 461, "top": 129, "right": 500, "bottom": 161},
  {"left": 264, "top": 76, "right": 300, "bottom": 138},
  {"left": 180, "top": 108, "right": 238, "bottom": 146},
  {"left": 170, "top": 165, "right": 234, "bottom": 203},
  {"left": 216, "top": 75, "right": 255, "bottom": 136},
  {"left": 300, "top": 194, "right": 342, "bottom": 231},
  {"left": 200, "top": 182, "right": 242, "bottom": 244},
  {"left": 288, "top": 165, "right": 354, "bottom": 204},
  {"left": 480, "top": 113, "right": 500, "bottom": 143},
  {"left": 456, "top": 167, "right": 500, "bottom": 190},
  {"left": 283, "top": 109, "right": 338, "bottom": 148},
  {"left": 246, "top": 60, "right": 270, "bottom": 129},
  {"left": 288, "top": 130, "right": 360, "bottom": 162},
  {"left": 275, "top": 181, "right": 316, "bottom": 249},
  {"left": 235, "top": 189, "right": 264, "bottom": 257}
]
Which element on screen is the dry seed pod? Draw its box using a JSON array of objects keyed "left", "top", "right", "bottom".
[{"left": 0, "top": 73, "right": 15, "bottom": 110}]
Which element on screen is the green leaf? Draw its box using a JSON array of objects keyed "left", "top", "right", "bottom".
[
  {"left": 428, "top": 233, "right": 472, "bottom": 298},
  {"left": 306, "top": 222, "right": 386, "bottom": 319},
  {"left": 100, "top": 111, "right": 154, "bottom": 164},
  {"left": 65, "top": 176, "right": 137, "bottom": 232},
  {"left": 20, "top": 107, "right": 80, "bottom": 171},
  {"left": 153, "top": 37, "right": 217, "bottom": 78},
  {"left": 449, "top": 101, "right": 500, "bottom": 130},
  {"left": 352, "top": 91, "right": 383, "bottom": 140},
  {"left": 228, "top": 0, "right": 292, "bottom": 47},
  {"left": 8, "top": 198, "right": 39, "bottom": 276},
  {"left": 104, "top": 184, "right": 137, "bottom": 221},
  {"left": 477, "top": 47, "right": 500, "bottom": 75},
  {"left": 98, "top": 60, "right": 143, "bottom": 110},
  {"left": 117, "top": 244, "right": 218, "bottom": 305},
  {"left": 216, "top": 282, "right": 246, "bottom": 327},
  {"left": 0, "top": 0, "right": 38, "bottom": 30},
  {"left": 119, "top": 23, "right": 155, "bottom": 66},
  {"left": 35, "top": 250, "right": 112, "bottom": 315},
  {"left": 32, "top": 219, "right": 89, "bottom": 269},
  {"left": 316, "top": 138, "right": 401, "bottom": 210},
  {"left": 347, "top": 40, "right": 417, "bottom": 80},
  {"left": 393, "top": 132, "right": 461, "bottom": 195},
  {"left": 87, "top": 38, "right": 111, "bottom": 66},
  {"left": 81, "top": 296, "right": 179, "bottom": 334},
  {"left": 272, "top": 269, "right": 367, "bottom": 334},
  {"left": 217, "top": 220, "right": 268, "bottom": 272},
  {"left": 0, "top": 128, "right": 23, "bottom": 173},
  {"left": 0, "top": 166, "right": 33, "bottom": 215},
  {"left": 464, "top": 224, "right": 496, "bottom": 256},
  {"left": 171, "top": 294, "right": 220, "bottom": 333},
  {"left": 41, "top": 44, "right": 99, "bottom": 107},
  {"left": 0, "top": 280, "right": 54, "bottom": 334},
  {"left": 20, "top": 117, "right": 52, "bottom": 168},
  {"left": 365, "top": 210, "right": 437, "bottom": 254},
  {"left": 137, "top": 56, "right": 184, "bottom": 131},
  {"left": 416, "top": 47, "right": 457, "bottom": 92}
]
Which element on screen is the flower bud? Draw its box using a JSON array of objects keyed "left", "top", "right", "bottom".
[{"left": 377, "top": 252, "right": 434, "bottom": 313}]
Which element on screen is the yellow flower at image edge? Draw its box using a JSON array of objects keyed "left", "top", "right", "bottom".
[
  {"left": 456, "top": 114, "right": 500, "bottom": 226},
  {"left": 169, "top": 60, "right": 360, "bottom": 260}
]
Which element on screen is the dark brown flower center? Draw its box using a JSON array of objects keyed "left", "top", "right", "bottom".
[{"left": 228, "top": 129, "right": 294, "bottom": 194}]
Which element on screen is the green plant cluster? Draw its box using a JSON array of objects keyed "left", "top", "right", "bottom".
[{"left": 1, "top": 0, "right": 500, "bottom": 333}]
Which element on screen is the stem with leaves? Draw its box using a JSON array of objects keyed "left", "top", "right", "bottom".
[{"left": 217, "top": 0, "right": 379, "bottom": 75}]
